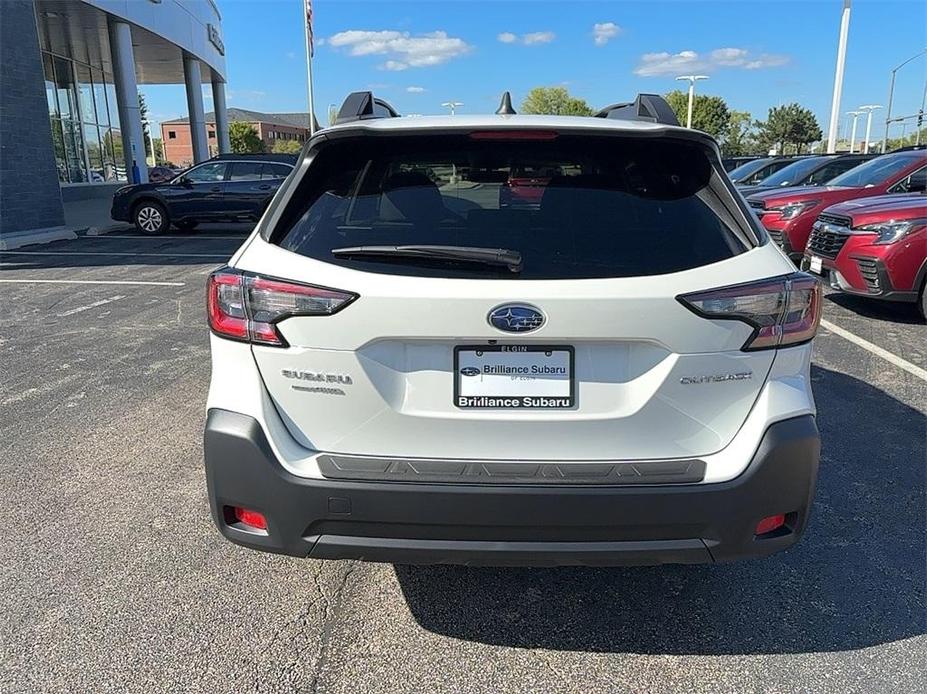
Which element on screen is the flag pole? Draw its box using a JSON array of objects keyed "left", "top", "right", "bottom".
[{"left": 303, "top": 0, "right": 316, "bottom": 135}]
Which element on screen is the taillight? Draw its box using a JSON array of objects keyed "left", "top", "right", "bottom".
[
  {"left": 677, "top": 273, "right": 822, "bottom": 351},
  {"left": 207, "top": 269, "right": 357, "bottom": 347}
]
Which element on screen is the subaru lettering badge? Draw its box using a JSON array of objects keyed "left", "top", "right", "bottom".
[
  {"left": 460, "top": 366, "right": 481, "bottom": 377},
  {"left": 488, "top": 304, "right": 545, "bottom": 333}
]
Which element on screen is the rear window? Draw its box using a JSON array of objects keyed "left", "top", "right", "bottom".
[{"left": 273, "top": 134, "right": 749, "bottom": 279}]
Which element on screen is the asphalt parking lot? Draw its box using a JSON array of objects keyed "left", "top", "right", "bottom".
[{"left": 1, "top": 228, "right": 924, "bottom": 693}]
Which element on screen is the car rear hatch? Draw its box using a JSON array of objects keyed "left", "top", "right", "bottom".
[{"left": 225, "top": 127, "right": 802, "bottom": 462}]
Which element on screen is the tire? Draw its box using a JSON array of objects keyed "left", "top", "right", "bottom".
[
  {"left": 918, "top": 282, "right": 926, "bottom": 321},
  {"left": 175, "top": 220, "right": 198, "bottom": 232},
  {"left": 134, "top": 200, "right": 169, "bottom": 235}
]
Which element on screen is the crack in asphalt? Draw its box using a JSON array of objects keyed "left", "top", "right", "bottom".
[{"left": 305, "top": 561, "right": 359, "bottom": 694}]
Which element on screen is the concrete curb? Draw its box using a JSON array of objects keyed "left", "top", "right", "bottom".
[
  {"left": 86, "top": 223, "right": 133, "bottom": 236},
  {"left": 0, "top": 226, "right": 83, "bottom": 251}
]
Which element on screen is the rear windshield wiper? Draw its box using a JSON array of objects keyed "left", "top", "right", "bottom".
[{"left": 331, "top": 245, "right": 523, "bottom": 273}]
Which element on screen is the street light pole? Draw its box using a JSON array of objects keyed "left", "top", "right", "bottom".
[
  {"left": 441, "top": 101, "right": 463, "bottom": 115},
  {"left": 881, "top": 47, "right": 927, "bottom": 152},
  {"left": 675, "top": 75, "right": 708, "bottom": 128},
  {"left": 826, "top": 0, "right": 852, "bottom": 153},
  {"left": 859, "top": 104, "right": 882, "bottom": 153},
  {"left": 845, "top": 111, "right": 862, "bottom": 152}
]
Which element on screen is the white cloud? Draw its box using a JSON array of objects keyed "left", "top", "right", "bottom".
[
  {"left": 406, "top": 86, "right": 426, "bottom": 93},
  {"left": 592, "top": 22, "right": 621, "bottom": 46},
  {"left": 522, "top": 31, "right": 555, "bottom": 45},
  {"left": 634, "top": 47, "right": 789, "bottom": 76},
  {"left": 497, "top": 31, "right": 556, "bottom": 45},
  {"left": 328, "top": 29, "right": 472, "bottom": 70}
]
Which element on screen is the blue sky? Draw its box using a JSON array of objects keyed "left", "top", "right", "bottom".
[{"left": 146, "top": 0, "right": 926, "bottom": 142}]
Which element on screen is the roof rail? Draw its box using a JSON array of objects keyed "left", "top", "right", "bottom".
[
  {"left": 594, "top": 94, "right": 680, "bottom": 127},
  {"left": 333, "top": 91, "right": 400, "bottom": 125}
]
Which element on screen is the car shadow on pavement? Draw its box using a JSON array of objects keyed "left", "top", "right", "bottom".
[
  {"left": 395, "top": 365, "right": 926, "bottom": 655},
  {"left": 825, "top": 291, "right": 925, "bottom": 325}
]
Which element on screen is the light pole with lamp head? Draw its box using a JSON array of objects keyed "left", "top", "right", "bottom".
[
  {"left": 441, "top": 101, "right": 463, "bottom": 116},
  {"left": 881, "top": 47, "right": 927, "bottom": 152},
  {"left": 846, "top": 111, "right": 862, "bottom": 152},
  {"left": 675, "top": 75, "right": 709, "bottom": 128},
  {"left": 859, "top": 104, "right": 882, "bottom": 153}
]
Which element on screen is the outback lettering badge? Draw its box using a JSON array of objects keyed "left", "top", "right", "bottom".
[{"left": 680, "top": 372, "right": 753, "bottom": 385}]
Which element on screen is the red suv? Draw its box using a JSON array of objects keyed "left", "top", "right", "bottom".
[
  {"left": 747, "top": 151, "right": 927, "bottom": 261},
  {"left": 802, "top": 194, "right": 927, "bottom": 318}
]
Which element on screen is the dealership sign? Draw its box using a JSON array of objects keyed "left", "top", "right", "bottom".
[{"left": 207, "top": 23, "right": 225, "bottom": 55}]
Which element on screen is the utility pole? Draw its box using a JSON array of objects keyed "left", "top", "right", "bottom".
[
  {"left": 859, "top": 104, "right": 882, "bottom": 153},
  {"left": 881, "top": 48, "right": 927, "bottom": 152},
  {"left": 826, "top": 0, "right": 852, "bottom": 153},
  {"left": 675, "top": 75, "right": 708, "bottom": 128},
  {"left": 441, "top": 101, "right": 463, "bottom": 115}
]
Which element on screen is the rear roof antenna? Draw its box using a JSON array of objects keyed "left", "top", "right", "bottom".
[{"left": 495, "top": 91, "right": 517, "bottom": 115}]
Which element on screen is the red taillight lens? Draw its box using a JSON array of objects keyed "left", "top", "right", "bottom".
[
  {"left": 677, "top": 272, "right": 822, "bottom": 351},
  {"left": 755, "top": 514, "right": 786, "bottom": 535},
  {"left": 207, "top": 273, "right": 248, "bottom": 341},
  {"left": 207, "top": 269, "right": 356, "bottom": 347},
  {"left": 232, "top": 506, "right": 268, "bottom": 530}
]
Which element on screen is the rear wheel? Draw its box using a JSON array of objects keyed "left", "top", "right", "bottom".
[
  {"left": 134, "top": 201, "right": 169, "bottom": 235},
  {"left": 918, "top": 280, "right": 926, "bottom": 320}
]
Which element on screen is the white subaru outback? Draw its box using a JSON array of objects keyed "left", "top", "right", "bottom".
[{"left": 204, "top": 92, "right": 822, "bottom": 566}]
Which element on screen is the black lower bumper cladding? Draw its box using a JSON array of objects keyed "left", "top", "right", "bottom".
[{"left": 204, "top": 410, "right": 820, "bottom": 567}]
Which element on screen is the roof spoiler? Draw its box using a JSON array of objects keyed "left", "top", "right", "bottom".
[
  {"left": 333, "top": 91, "right": 400, "bottom": 125},
  {"left": 594, "top": 94, "right": 679, "bottom": 127}
]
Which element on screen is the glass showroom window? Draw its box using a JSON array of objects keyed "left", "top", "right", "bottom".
[{"left": 42, "top": 51, "right": 125, "bottom": 183}]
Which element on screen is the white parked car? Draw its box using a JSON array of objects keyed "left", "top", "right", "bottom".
[{"left": 204, "top": 92, "right": 822, "bottom": 566}]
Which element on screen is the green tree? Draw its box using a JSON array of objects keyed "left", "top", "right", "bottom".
[
  {"left": 756, "top": 103, "right": 823, "bottom": 154},
  {"left": 151, "top": 137, "right": 164, "bottom": 163},
  {"left": 271, "top": 139, "right": 303, "bottom": 154},
  {"left": 138, "top": 92, "right": 151, "bottom": 158},
  {"left": 664, "top": 90, "right": 731, "bottom": 139},
  {"left": 229, "top": 121, "right": 264, "bottom": 153},
  {"left": 720, "top": 110, "right": 757, "bottom": 156},
  {"left": 521, "top": 87, "right": 594, "bottom": 116}
]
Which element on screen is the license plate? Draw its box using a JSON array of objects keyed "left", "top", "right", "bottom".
[
  {"left": 454, "top": 345, "right": 574, "bottom": 409},
  {"left": 809, "top": 255, "right": 823, "bottom": 274}
]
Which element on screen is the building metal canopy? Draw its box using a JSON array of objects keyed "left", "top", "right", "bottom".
[{"left": 36, "top": 0, "right": 226, "bottom": 84}]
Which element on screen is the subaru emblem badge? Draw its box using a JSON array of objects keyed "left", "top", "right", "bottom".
[{"left": 487, "top": 304, "right": 545, "bottom": 333}]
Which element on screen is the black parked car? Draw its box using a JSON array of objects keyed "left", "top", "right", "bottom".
[
  {"left": 720, "top": 155, "right": 763, "bottom": 172},
  {"left": 112, "top": 153, "right": 297, "bottom": 235},
  {"left": 737, "top": 153, "right": 875, "bottom": 195},
  {"left": 726, "top": 156, "right": 810, "bottom": 186}
]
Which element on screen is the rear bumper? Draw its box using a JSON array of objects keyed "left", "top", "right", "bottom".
[{"left": 204, "top": 409, "right": 820, "bottom": 566}]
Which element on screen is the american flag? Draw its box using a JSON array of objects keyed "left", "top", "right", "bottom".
[{"left": 304, "top": 0, "right": 314, "bottom": 57}]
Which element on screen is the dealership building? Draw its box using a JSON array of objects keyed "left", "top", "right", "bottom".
[{"left": 0, "top": 0, "right": 230, "bottom": 239}]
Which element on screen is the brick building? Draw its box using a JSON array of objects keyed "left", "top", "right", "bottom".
[{"left": 161, "top": 108, "right": 311, "bottom": 166}]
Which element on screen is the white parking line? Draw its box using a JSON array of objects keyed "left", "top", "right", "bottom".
[
  {"left": 820, "top": 318, "right": 927, "bottom": 382},
  {"left": 0, "top": 279, "right": 185, "bottom": 287},
  {"left": 0, "top": 250, "right": 228, "bottom": 258},
  {"left": 56, "top": 295, "right": 126, "bottom": 317},
  {"left": 86, "top": 235, "right": 248, "bottom": 240}
]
